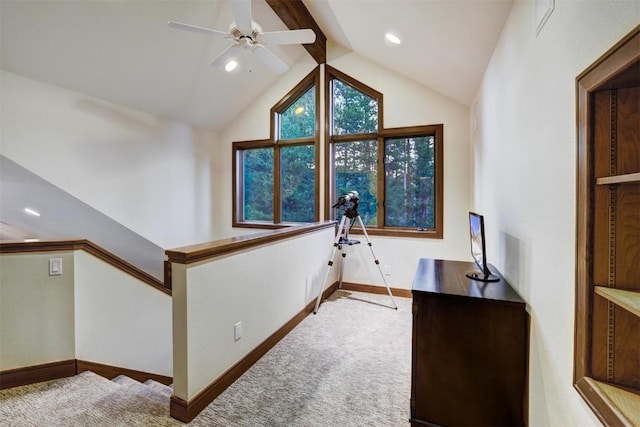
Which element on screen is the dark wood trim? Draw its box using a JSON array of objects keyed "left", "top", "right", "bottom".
[
  {"left": 232, "top": 138, "right": 273, "bottom": 150},
  {"left": 576, "top": 25, "right": 640, "bottom": 91},
  {"left": 574, "top": 377, "right": 631, "bottom": 427},
  {"left": 574, "top": 25, "right": 640, "bottom": 426},
  {"left": 76, "top": 360, "right": 172, "bottom": 386},
  {"left": 232, "top": 68, "right": 321, "bottom": 227},
  {"left": 326, "top": 65, "right": 384, "bottom": 101},
  {"left": 170, "top": 281, "right": 340, "bottom": 423},
  {"left": 324, "top": 64, "right": 332, "bottom": 222},
  {"left": 330, "top": 133, "right": 379, "bottom": 143},
  {"left": 271, "top": 69, "right": 319, "bottom": 118},
  {"left": 380, "top": 124, "right": 443, "bottom": 239},
  {"left": 0, "top": 360, "right": 76, "bottom": 390},
  {"left": 340, "top": 281, "right": 412, "bottom": 299},
  {"left": 0, "top": 240, "right": 83, "bottom": 253},
  {"left": 324, "top": 65, "right": 384, "bottom": 222},
  {"left": 273, "top": 134, "right": 282, "bottom": 223},
  {"left": 167, "top": 221, "right": 336, "bottom": 264},
  {"left": 80, "top": 240, "right": 169, "bottom": 294},
  {"left": 323, "top": 67, "right": 444, "bottom": 239},
  {"left": 0, "top": 239, "right": 169, "bottom": 295},
  {"left": 265, "top": 0, "right": 327, "bottom": 65},
  {"left": 0, "top": 359, "right": 173, "bottom": 390}
]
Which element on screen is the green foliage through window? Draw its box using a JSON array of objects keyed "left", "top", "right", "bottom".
[
  {"left": 327, "top": 67, "right": 443, "bottom": 237},
  {"left": 281, "top": 144, "right": 315, "bottom": 222},
  {"left": 234, "top": 69, "right": 319, "bottom": 226},
  {"left": 384, "top": 136, "right": 435, "bottom": 228},
  {"left": 280, "top": 87, "right": 315, "bottom": 140},
  {"left": 243, "top": 148, "right": 274, "bottom": 221},
  {"left": 332, "top": 80, "right": 378, "bottom": 136},
  {"left": 334, "top": 140, "right": 377, "bottom": 225}
]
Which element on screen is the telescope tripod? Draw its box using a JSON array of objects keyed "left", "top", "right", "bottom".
[{"left": 314, "top": 213, "right": 398, "bottom": 314}]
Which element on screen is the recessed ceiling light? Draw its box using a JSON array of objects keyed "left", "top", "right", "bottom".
[
  {"left": 24, "top": 238, "right": 40, "bottom": 243},
  {"left": 24, "top": 207, "right": 41, "bottom": 217},
  {"left": 385, "top": 33, "right": 401, "bottom": 44},
  {"left": 225, "top": 60, "right": 238, "bottom": 72},
  {"left": 294, "top": 106, "right": 305, "bottom": 115}
]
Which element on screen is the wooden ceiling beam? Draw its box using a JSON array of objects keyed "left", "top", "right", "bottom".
[{"left": 265, "top": 0, "right": 326, "bottom": 65}]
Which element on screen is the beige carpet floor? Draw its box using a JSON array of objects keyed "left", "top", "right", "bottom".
[{"left": 0, "top": 290, "right": 412, "bottom": 426}]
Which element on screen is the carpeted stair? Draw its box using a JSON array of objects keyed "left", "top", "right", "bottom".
[{"left": 0, "top": 371, "right": 181, "bottom": 427}]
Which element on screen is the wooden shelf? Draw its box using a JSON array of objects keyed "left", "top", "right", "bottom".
[
  {"left": 595, "top": 286, "right": 640, "bottom": 317},
  {"left": 596, "top": 172, "right": 640, "bottom": 185},
  {"left": 587, "top": 377, "right": 640, "bottom": 427}
]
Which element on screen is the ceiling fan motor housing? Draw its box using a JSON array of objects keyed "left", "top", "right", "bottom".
[{"left": 230, "top": 21, "right": 261, "bottom": 45}]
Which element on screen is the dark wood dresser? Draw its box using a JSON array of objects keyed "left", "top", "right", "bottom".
[{"left": 410, "top": 258, "right": 529, "bottom": 426}]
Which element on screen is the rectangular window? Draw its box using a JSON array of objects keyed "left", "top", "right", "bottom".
[
  {"left": 242, "top": 147, "right": 274, "bottom": 222},
  {"left": 333, "top": 140, "right": 378, "bottom": 226},
  {"left": 281, "top": 144, "right": 315, "bottom": 223},
  {"left": 384, "top": 135, "right": 436, "bottom": 228}
]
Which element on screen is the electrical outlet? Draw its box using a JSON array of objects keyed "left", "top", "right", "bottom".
[
  {"left": 234, "top": 321, "right": 242, "bottom": 341},
  {"left": 49, "top": 258, "right": 62, "bottom": 276},
  {"left": 383, "top": 264, "right": 392, "bottom": 276}
]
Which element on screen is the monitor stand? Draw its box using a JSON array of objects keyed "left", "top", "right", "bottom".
[{"left": 465, "top": 269, "right": 501, "bottom": 282}]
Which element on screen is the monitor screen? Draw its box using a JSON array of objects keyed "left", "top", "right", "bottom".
[
  {"left": 466, "top": 212, "right": 500, "bottom": 282},
  {"left": 469, "top": 212, "right": 487, "bottom": 274}
]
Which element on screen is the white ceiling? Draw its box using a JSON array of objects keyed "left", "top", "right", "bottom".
[{"left": 1, "top": 0, "right": 513, "bottom": 131}]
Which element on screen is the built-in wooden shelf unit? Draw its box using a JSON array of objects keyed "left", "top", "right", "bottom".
[
  {"left": 595, "top": 287, "right": 640, "bottom": 318},
  {"left": 575, "top": 25, "right": 640, "bottom": 427},
  {"left": 596, "top": 172, "right": 640, "bottom": 186}
]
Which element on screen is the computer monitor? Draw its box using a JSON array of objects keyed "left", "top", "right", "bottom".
[{"left": 465, "top": 212, "right": 500, "bottom": 282}]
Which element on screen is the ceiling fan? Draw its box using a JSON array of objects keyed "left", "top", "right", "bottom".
[{"left": 168, "top": 0, "right": 316, "bottom": 73}]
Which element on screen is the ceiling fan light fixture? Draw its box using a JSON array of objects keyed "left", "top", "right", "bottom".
[
  {"left": 225, "top": 60, "right": 238, "bottom": 72},
  {"left": 168, "top": 1, "right": 310, "bottom": 74},
  {"left": 385, "top": 33, "right": 401, "bottom": 44}
]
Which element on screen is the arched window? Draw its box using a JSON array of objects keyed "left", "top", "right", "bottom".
[{"left": 233, "top": 68, "right": 320, "bottom": 227}]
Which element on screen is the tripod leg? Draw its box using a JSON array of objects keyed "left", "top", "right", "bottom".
[
  {"left": 314, "top": 215, "right": 347, "bottom": 314},
  {"left": 356, "top": 215, "right": 398, "bottom": 310},
  {"left": 337, "top": 217, "right": 351, "bottom": 289}
]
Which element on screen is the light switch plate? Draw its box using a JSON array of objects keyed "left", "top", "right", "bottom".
[{"left": 49, "top": 258, "right": 62, "bottom": 276}]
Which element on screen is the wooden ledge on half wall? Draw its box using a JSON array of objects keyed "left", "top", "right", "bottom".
[{"left": 165, "top": 221, "right": 337, "bottom": 265}]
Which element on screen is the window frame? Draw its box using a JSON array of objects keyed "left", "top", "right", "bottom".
[
  {"left": 232, "top": 68, "right": 320, "bottom": 228},
  {"left": 324, "top": 66, "right": 443, "bottom": 238},
  {"left": 380, "top": 125, "right": 443, "bottom": 238}
]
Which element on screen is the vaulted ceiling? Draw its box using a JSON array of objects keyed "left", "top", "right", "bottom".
[{"left": 0, "top": 0, "right": 513, "bottom": 131}]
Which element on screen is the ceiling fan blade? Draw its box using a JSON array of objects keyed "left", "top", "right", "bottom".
[
  {"left": 259, "top": 29, "right": 316, "bottom": 45},
  {"left": 167, "top": 21, "right": 229, "bottom": 38},
  {"left": 210, "top": 44, "right": 242, "bottom": 67},
  {"left": 231, "top": 0, "right": 253, "bottom": 34},
  {"left": 254, "top": 45, "right": 289, "bottom": 74}
]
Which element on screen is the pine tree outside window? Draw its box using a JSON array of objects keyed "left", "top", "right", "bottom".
[
  {"left": 326, "top": 66, "right": 443, "bottom": 238},
  {"left": 232, "top": 68, "right": 320, "bottom": 228}
]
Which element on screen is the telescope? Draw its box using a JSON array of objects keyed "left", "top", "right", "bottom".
[
  {"left": 332, "top": 190, "right": 359, "bottom": 208},
  {"left": 315, "top": 189, "right": 397, "bottom": 313}
]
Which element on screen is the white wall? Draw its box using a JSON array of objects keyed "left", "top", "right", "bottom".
[
  {"left": 171, "top": 226, "right": 335, "bottom": 400},
  {"left": 0, "top": 249, "right": 171, "bottom": 377},
  {"left": 74, "top": 250, "right": 172, "bottom": 377},
  {"left": 472, "top": 1, "right": 639, "bottom": 425},
  {"left": 0, "top": 251, "right": 75, "bottom": 370},
  {"left": 214, "top": 51, "right": 472, "bottom": 290},
  {"left": 0, "top": 71, "right": 218, "bottom": 249}
]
